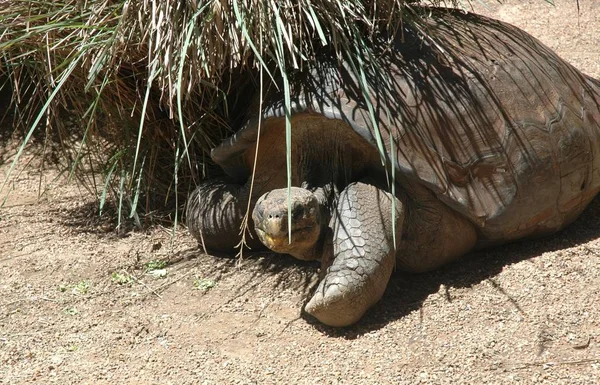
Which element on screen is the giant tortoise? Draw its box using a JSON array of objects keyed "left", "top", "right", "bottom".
[{"left": 186, "top": 8, "right": 600, "bottom": 327}]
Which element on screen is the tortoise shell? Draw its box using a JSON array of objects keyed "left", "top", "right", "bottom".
[{"left": 212, "top": 9, "right": 600, "bottom": 243}]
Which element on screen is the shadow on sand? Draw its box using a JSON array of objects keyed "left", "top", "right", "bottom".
[{"left": 54, "top": 182, "right": 600, "bottom": 337}]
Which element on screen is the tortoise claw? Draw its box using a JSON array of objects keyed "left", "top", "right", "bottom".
[{"left": 305, "top": 269, "right": 369, "bottom": 327}]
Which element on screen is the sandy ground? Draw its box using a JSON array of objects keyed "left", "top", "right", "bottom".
[{"left": 1, "top": 1, "right": 600, "bottom": 384}]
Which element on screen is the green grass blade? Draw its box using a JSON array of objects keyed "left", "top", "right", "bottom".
[
  {"left": 305, "top": 2, "right": 328, "bottom": 45},
  {"left": 231, "top": 0, "right": 276, "bottom": 84},
  {"left": 117, "top": 167, "right": 126, "bottom": 230},
  {"left": 131, "top": 58, "right": 159, "bottom": 185},
  {"left": 129, "top": 154, "right": 145, "bottom": 219},
  {"left": 270, "top": 0, "right": 294, "bottom": 244},
  {"left": 99, "top": 152, "right": 121, "bottom": 216}
]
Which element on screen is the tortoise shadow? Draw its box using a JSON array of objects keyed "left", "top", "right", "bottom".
[
  {"left": 165, "top": 194, "right": 600, "bottom": 338},
  {"left": 305, "top": 195, "right": 600, "bottom": 338},
  {"left": 53, "top": 199, "right": 318, "bottom": 293},
  {"left": 53, "top": 197, "right": 322, "bottom": 303},
  {"left": 54, "top": 191, "right": 600, "bottom": 336},
  {"left": 170, "top": 246, "right": 320, "bottom": 298}
]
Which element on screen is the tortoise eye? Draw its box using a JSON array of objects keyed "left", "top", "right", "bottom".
[{"left": 292, "top": 206, "right": 305, "bottom": 220}]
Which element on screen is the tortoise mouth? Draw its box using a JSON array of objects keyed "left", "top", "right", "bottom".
[
  {"left": 254, "top": 223, "right": 321, "bottom": 260},
  {"left": 254, "top": 224, "right": 318, "bottom": 247}
]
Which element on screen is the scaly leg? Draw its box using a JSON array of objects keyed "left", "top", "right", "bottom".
[
  {"left": 186, "top": 178, "right": 262, "bottom": 251},
  {"left": 305, "top": 181, "right": 404, "bottom": 327}
]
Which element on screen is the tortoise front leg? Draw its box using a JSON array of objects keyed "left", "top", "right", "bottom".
[
  {"left": 305, "top": 181, "right": 404, "bottom": 327},
  {"left": 186, "top": 178, "right": 262, "bottom": 251}
]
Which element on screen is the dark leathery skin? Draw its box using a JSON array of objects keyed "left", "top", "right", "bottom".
[{"left": 305, "top": 182, "right": 403, "bottom": 327}]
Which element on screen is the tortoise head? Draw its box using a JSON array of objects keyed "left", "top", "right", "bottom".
[{"left": 252, "top": 187, "right": 323, "bottom": 260}]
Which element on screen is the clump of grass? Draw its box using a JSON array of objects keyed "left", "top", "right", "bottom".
[
  {"left": 0, "top": 0, "right": 493, "bottom": 229},
  {"left": 66, "top": 344, "right": 79, "bottom": 352},
  {"left": 193, "top": 277, "right": 217, "bottom": 292},
  {"left": 145, "top": 260, "right": 168, "bottom": 272},
  {"left": 63, "top": 307, "right": 79, "bottom": 316},
  {"left": 58, "top": 280, "right": 90, "bottom": 294},
  {"left": 74, "top": 280, "right": 90, "bottom": 294},
  {"left": 111, "top": 271, "right": 134, "bottom": 285}
]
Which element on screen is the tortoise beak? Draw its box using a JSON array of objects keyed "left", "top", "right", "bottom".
[
  {"left": 253, "top": 208, "right": 292, "bottom": 251},
  {"left": 254, "top": 209, "right": 288, "bottom": 239}
]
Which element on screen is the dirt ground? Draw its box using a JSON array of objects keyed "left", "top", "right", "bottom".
[{"left": 1, "top": 1, "right": 600, "bottom": 384}]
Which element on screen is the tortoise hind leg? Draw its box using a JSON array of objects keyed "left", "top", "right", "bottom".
[
  {"left": 186, "top": 178, "right": 263, "bottom": 251},
  {"left": 305, "top": 181, "right": 404, "bottom": 327}
]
